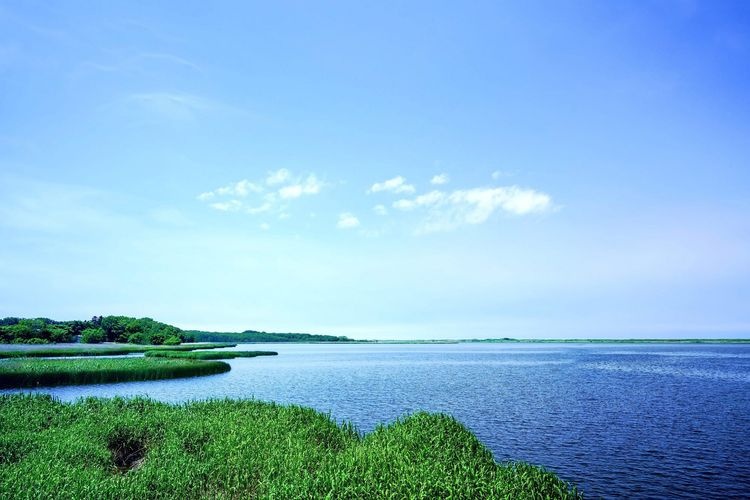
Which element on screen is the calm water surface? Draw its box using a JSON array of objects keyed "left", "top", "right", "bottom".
[{"left": 3, "top": 343, "right": 750, "bottom": 498}]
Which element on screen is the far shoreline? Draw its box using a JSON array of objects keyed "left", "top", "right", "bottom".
[{"left": 3, "top": 338, "right": 750, "bottom": 349}]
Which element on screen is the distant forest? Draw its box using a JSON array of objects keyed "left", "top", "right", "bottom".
[
  {"left": 185, "top": 330, "right": 352, "bottom": 343},
  {"left": 0, "top": 316, "right": 352, "bottom": 345}
]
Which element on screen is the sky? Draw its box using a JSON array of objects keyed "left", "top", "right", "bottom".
[{"left": 1, "top": 1, "right": 749, "bottom": 339}]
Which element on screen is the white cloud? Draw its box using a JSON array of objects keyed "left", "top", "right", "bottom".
[
  {"left": 199, "top": 179, "right": 261, "bottom": 201},
  {"left": 216, "top": 179, "right": 262, "bottom": 197},
  {"left": 209, "top": 200, "right": 242, "bottom": 212},
  {"left": 393, "top": 186, "right": 552, "bottom": 233},
  {"left": 199, "top": 171, "right": 324, "bottom": 217},
  {"left": 430, "top": 173, "right": 449, "bottom": 185},
  {"left": 232, "top": 180, "right": 262, "bottom": 196},
  {"left": 266, "top": 168, "right": 291, "bottom": 185},
  {"left": 259, "top": 223, "right": 270, "bottom": 230},
  {"left": 393, "top": 190, "right": 445, "bottom": 211},
  {"left": 246, "top": 202, "right": 272, "bottom": 215},
  {"left": 279, "top": 184, "right": 303, "bottom": 199},
  {"left": 492, "top": 170, "right": 513, "bottom": 180},
  {"left": 369, "top": 176, "right": 415, "bottom": 194},
  {"left": 302, "top": 174, "right": 324, "bottom": 194},
  {"left": 337, "top": 213, "right": 360, "bottom": 229},
  {"left": 373, "top": 204, "right": 388, "bottom": 216},
  {"left": 278, "top": 174, "right": 324, "bottom": 199}
]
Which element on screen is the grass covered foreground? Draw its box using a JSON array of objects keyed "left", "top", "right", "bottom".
[
  {"left": 145, "top": 350, "right": 278, "bottom": 360},
  {"left": 0, "top": 343, "right": 237, "bottom": 359},
  {"left": 0, "top": 358, "right": 230, "bottom": 388},
  {"left": 0, "top": 395, "right": 580, "bottom": 499}
]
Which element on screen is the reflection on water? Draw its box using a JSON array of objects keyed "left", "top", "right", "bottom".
[{"left": 2, "top": 342, "right": 749, "bottom": 499}]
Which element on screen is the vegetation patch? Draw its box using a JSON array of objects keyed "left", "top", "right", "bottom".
[
  {"left": 0, "top": 343, "right": 237, "bottom": 359},
  {"left": 0, "top": 395, "right": 580, "bottom": 498},
  {"left": 144, "top": 350, "right": 278, "bottom": 360},
  {"left": 0, "top": 358, "right": 230, "bottom": 388}
]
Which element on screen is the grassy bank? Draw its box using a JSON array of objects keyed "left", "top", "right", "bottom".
[
  {"left": 0, "top": 358, "right": 230, "bottom": 388},
  {"left": 0, "top": 343, "right": 237, "bottom": 359},
  {"left": 0, "top": 394, "right": 580, "bottom": 498},
  {"left": 145, "top": 350, "right": 278, "bottom": 360}
]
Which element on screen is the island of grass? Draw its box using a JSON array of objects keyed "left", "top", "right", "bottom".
[
  {"left": 0, "top": 358, "right": 232, "bottom": 388},
  {"left": 145, "top": 350, "right": 278, "bottom": 360},
  {"left": 0, "top": 394, "right": 580, "bottom": 498}
]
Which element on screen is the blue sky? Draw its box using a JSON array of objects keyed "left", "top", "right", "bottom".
[{"left": 1, "top": 1, "right": 749, "bottom": 338}]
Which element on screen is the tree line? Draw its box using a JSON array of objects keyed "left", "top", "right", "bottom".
[
  {"left": 0, "top": 316, "right": 194, "bottom": 345},
  {"left": 185, "top": 329, "right": 351, "bottom": 343}
]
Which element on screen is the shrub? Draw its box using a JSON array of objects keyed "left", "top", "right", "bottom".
[
  {"left": 127, "top": 333, "right": 146, "bottom": 345},
  {"left": 11, "top": 338, "right": 49, "bottom": 345},
  {"left": 163, "top": 336, "right": 181, "bottom": 346},
  {"left": 149, "top": 333, "right": 166, "bottom": 345},
  {"left": 80, "top": 328, "right": 105, "bottom": 344},
  {"left": 25, "top": 338, "right": 49, "bottom": 345}
]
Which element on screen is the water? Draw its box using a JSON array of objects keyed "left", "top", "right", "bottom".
[{"left": 3, "top": 342, "right": 750, "bottom": 498}]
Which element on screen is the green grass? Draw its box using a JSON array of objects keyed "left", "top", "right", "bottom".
[
  {"left": 144, "top": 350, "right": 278, "bottom": 360},
  {"left": 0, "top": 394, "right": 580, "bottom": 498},
  {"left": 0, "top": 358, "right": 230, "bottom": 388},
  {"left": 0, "top": 343, "right": 237, "bottom": 359}
]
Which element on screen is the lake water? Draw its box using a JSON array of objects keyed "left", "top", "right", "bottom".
[{"left": 3, "top": 343, "right": 750, "bottom": 498}]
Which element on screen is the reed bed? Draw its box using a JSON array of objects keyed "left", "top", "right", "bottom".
[
  {"left": 144, "top": 350, "right": 278, "bottom": 360},
  {"left": 0, "top": 343, "right": 237, "bottom": 359},
  {"left": 0, "top": 394, "right": 580, "bottom": 498},
  {"left": 0, "top": 358, "right": 230, "bottom": 388}
]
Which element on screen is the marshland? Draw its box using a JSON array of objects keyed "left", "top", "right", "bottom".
[{"left": 0, "top": 394, "right": 579, "bottom": 498}]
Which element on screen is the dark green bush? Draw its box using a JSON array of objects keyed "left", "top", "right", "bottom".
[{"left": 80, "top": 328, "right": 105, "bottom": 344}]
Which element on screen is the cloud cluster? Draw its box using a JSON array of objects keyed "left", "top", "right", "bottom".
[
  {"left": 337, "top": 213, "right": 360, "bottom": 229},
  {"left": 430, "top": 173, "right": 449, "bottom": 185},
  {"left": 197, "top": 169, "right": 326, "bottom": 217},
  {"left": 199, "top": 170, "right": 553, "bottom": 233},
  {"left": 392, "top": 186, "right": 552, "bottom": 233},
  {"left": 369, "top": 176, "right": 415, "bottom": 194}
]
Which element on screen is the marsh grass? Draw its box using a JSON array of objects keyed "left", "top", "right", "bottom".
[
  {"left": 144, "top": 350, "right": 278, "bottom": 360},
  {"left": 0, "top": 358, "right": 230, "bottom": 388},
  {"left": 0, "top": 394, "right": 580, "bottom": 498},
  {"left": 0, "top": 343, "right": 237, "bottom": 359}
]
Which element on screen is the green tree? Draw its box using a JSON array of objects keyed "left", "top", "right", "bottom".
[
  {"left": 80, "top": 328, "right": 105, "bottom": 344},
  {"left": 163, "top": 335, "right": 181, "bottom": 346}
]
